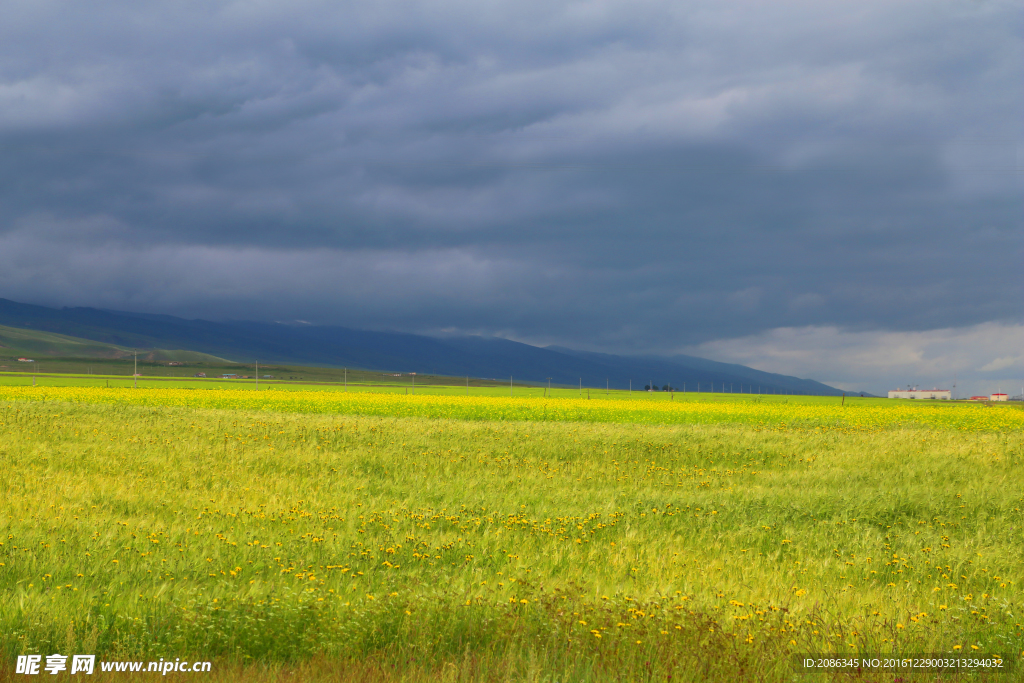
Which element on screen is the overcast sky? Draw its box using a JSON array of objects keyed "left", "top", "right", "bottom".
[{"left": 1, "top": 0, "right": 1020, "bottom": 395}]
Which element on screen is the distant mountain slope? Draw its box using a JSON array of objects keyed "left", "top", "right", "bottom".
[
  {"left": 0, "top": 323, "right": 227, "bottom": 363},
  {"left": 0, "top": 298, "right": 844, "bottom": 394},
  {"left": 548, "top": 347, "right": 841, "bottom": 396}
]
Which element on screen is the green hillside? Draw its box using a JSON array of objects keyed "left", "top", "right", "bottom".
[
  {"left": 0, "top": 298, "right": 846, "bottom": 395},
  {"left": 0, "top": 324, "right": 227, "bottom": 363}
]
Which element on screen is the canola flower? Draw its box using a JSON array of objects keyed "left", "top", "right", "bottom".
[{"left": 0, "top": 385, "right": 1021, "bottom": 431}]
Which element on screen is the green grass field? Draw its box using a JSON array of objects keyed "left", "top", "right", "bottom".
[
  {"left": 0, "top": 376, "right": 1021, "bottom": 681},
  {"left": 0, "top": 325, "right": 228, "bottom": 365},
  {"left": 0, "top": 364, "right": 554, "bottom": 391}
]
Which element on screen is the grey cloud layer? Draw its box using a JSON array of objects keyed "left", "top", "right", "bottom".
[
  {"left": 687, "top": 323, "right": 1024, "bottom": 398},
  {"left": 0, "top": 0, "right": 1020, "bottom": 356}
]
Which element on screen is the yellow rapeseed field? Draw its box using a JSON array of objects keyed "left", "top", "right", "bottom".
[
  {"left": 0, "top": 385, "right": 1020, "bottom": 431},
  {"left": 0, "top": 386, "right": 1022, "bottom": 681}
]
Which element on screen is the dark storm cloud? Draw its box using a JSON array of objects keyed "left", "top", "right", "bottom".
[{"left": 0, "top": 0, "right": 1020, "bottom": 357}]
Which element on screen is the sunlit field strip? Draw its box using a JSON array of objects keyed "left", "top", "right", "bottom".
[
  {"left": 0, "top": 371, "right": 882, "bottom": 401},
  {"left": 0, "top": 385, "right": 1021, "bottom": 432}
]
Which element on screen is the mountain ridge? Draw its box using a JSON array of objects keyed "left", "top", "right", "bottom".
[
  {"left": 0, "top": 323, "right": 228, "bottom": 363},
  {"left": 0, "top": 298, "right": 846, "bottom": 395}
]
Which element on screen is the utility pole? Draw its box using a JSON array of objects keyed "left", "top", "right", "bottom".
[
  {"left": 606, "top": 378, "right": 609, "bottom": 396},
  {"left": 256, "top": 360, "right": 258, "bottom": 391},
  {"left": 345, "top": 368, "right": 347, "bottom": 391},
  {"left": 134, "top": 351, "right": 138, "bottom": 389},
  {"left": 510, "top": 376, "right": 513, "bottom": 397},
  {"left": 466, "top": 376, "right": 469, "bottom": 395},
  {"left": 579, "top": 378, "right": 582, "bottom": 396}
]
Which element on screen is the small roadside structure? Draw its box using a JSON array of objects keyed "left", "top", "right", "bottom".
[
  {"left": 887, "top": 388, "right": 951, "bottom": 399},
  {"left": 193, "top": 373, "right": 207, "bottom": 378}
]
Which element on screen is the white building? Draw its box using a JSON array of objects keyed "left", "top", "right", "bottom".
[
  {"left": 990, "top": 393, "right": 1008, "bottom": 401},
  {"left": 888, "top": 388, "right": 951, "bottom": 400}
]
